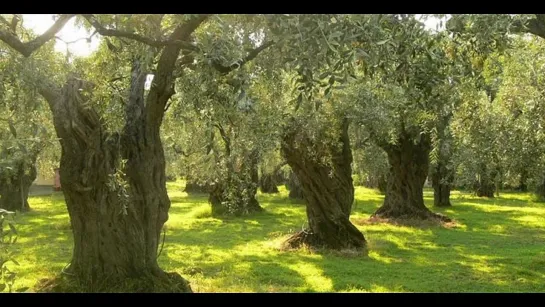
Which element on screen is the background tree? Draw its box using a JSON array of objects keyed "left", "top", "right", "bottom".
[{"left": 0, "top": 41, "right": 58, "bottom": 211}]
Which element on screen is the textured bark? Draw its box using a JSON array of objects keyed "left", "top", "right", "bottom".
[
  {"left": 21, "top": 16, "right": 210, "bottom": 291},
  {"left": 0, "top": 160, "right": 36, "bottom": 212},
  {"left": 373, "top": 134, "right": 450, "bottom": 222},
  {"left": 209, "top": 149, "right": 262, "bottom": 216},
  {"left": 281, "top": 119, "right": 366, "bottom": 250},
  {"left": 431, "top": 161, "right": 454, "bottom": 207},
  {"left": 286, "top": 171, "right": 304, "bottom": 200}
]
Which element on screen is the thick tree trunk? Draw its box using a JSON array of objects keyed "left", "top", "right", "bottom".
[
  {"left": 281, "top": 119, "right": 366, "bottom": 250},
  {"left": 474, "top": 166, "right": 495, "bottom": 198},
  {"left": 431, "top": 161, "right": 454, "bottom": 207},
  {"left": 286, "top": 171, "right": 304, "bottom": 200},
  {"left": 47, "top": 72, "right": 190, "bottom": 291},
  {"left": 209, "top": 149, "right": 262, "bottom": 216},
  {"left": 2, "top": 15, "right": 209, "bottom": 292},
  {"left": 0, "top": 161, "right": 36, "bottom": 212},
  {"left": 373, "top": 134, "right": 450, "bottom": 222},
  {"left": 259, "top": 173, "right": 279, "bottom": 193}
]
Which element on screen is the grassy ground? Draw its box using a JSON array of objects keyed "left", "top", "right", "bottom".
[{"left": 8, "top": 182, "right": 545, "bottom": 292}]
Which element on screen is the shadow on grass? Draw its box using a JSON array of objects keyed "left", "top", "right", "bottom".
[{"left": 11, "top": 184, "right": 545, "bottom": 293}]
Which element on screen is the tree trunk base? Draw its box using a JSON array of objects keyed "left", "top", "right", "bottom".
[
  {"left": 372, "top": 206, "right": 451, "bottom": 223},
  {"left": 282, "top": 229, "right": 366, "bottom": 251},
  {"left": 209, "top": 184, "right": 263, "bottom": 217},
  {"left": 35, "top": 270, "right": 192, "bottom": 293},
  {"left": 434, "top": 201, "right": 452, "bottom": 207}
]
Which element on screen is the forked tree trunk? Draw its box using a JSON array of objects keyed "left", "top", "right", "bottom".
[
  {"left": 281, "top": 119, "right": 366, "bottom": 250},
  {"left": 209, "top": 149, "right": 262, "bottom": 216},
  {"left": 31, "top": 17, "right": 209, "bottom": 291},
  {"left": 0, "top": 160, "right": 37, "bottom": 212},
  {"left": 373, "top": 134, "right": 450, "bottom": 222},
  {"left": 45, "top": 70, "right": 187, "bottom": 291},
  {"left": 431, "top": 161, "right": 454, "bottom": 207}
]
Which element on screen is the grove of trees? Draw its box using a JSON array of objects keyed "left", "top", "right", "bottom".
[{"left": 2, "top": 13, "right": 545, "bottom": 293}]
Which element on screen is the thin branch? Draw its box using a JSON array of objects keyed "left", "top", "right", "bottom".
[
  {"left": 55, "top": 29, "right": 97, "bottom": 45},
  {"left": 0, "top": 14, "right": 75, "bottom": 57},
  {"left": 211, "top": 40, "right": 275, "bottom": 75}
]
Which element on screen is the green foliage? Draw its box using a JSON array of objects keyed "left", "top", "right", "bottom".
[{"left": 0, "top": 209, "right": 27, "bottom": 293}]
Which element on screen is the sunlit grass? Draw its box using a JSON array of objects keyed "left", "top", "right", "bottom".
[{"left": 8, "top": 183, "right": 545, "bottom": 292}]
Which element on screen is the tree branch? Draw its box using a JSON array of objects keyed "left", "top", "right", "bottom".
[
  {"left": 82, "top": 14, "right": 200, "bottom": 51},
  {"left": 214, "top": 123, "right": 231, "bottom": 156},
  {"left": 55, "top": 29, "right": 97, "bottom": 46},
  {"left": 145, "top": 14, "right": 210, "bottom": 129},
  {"left": 0, "top": 14, "right": 75, "bottom": 57},
  {"left": 211, "top": 40, "right": 275, "bottom": 75}
]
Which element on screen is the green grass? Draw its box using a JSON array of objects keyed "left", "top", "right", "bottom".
[{"left": 8, "top": 182, "right": 545, "bottom": 292}]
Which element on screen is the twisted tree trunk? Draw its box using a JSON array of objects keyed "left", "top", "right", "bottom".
[
  {"left": 373, "top": 134, "right": 450, "bottom": 222},
  {"left": 281, "top": 119, "right": 366, "bottom": 250},
  {"left": 27, "top": 17, "right": 209, "bottom": 292}
]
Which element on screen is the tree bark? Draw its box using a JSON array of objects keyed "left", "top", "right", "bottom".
[
  {"left": 209, "top": 149, "right": 262, "bottom": 216},
  {"left": 281, "top": 119, "right": 366, "bottom": 250},
  {"left": 474, "top": 164, "right": 495, "bottom": 198},
  {"left": 23, "top": 16, "right": 209, "bottom": 292},
  {"left": 431, "top": 161, "right": 454, "bottom": 207},
  {"left": 0, "top": 160, "right": 37, "bottom": 212},
  {"left": 373, "top": 134, "right": 450, "bottom": 222}
]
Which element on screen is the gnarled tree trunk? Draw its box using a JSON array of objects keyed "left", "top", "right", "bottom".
[
  {"left": 281, "top": 119, "right": 366, "bottom": 250},
  {"left": 0, "top": 159, "right": 37, "bottom": 212},
  {"left": 29, "top": 17, "right": 209, "bottom": 292},
  {"left": 209, "top": 149, "right": 262, "bottom": 216},
  {"left": 431, "top": 161, "right": 454, "bottom": 207},
  {"left": 373, "top": 134, "right": 450, "bottom": 222}
]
